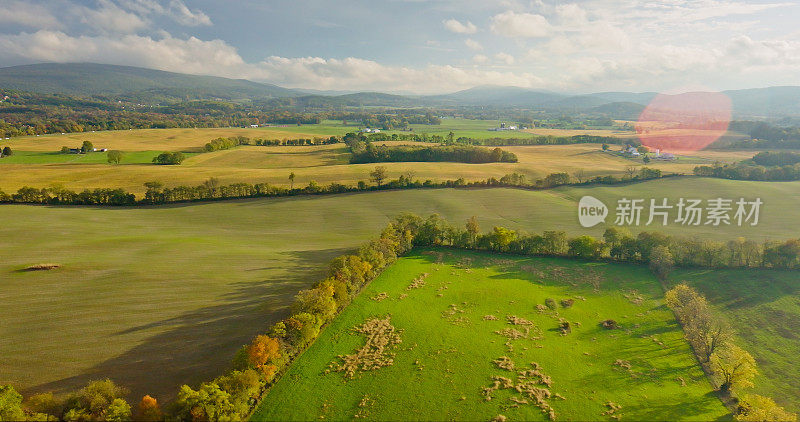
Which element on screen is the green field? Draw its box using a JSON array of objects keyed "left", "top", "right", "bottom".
[
  {"left": 1, "top": 179, "right": 798, "bottom": 405},
  {"left": 0, "top": 150, "right": 198, "bottom": 165},
  {"left": 252, "top": 249, "right": 728, "bottom": 421},
  {"left": 668, "top": 269, "right": 800, "bottom": 413}
]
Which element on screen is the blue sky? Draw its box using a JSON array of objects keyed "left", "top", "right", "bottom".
[{"left": 1, "top": 0, "right": 799, "bottom": 94}]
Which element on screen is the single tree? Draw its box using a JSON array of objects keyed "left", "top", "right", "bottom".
[
  {"left": 602, "top": 143, "right": 610, "bottom": 151},
  {"left": 710, "top": 344, "right": 757, "bottom": 392},
  {"left": 370, "top": 166, "right": 388, "bottom": 187},
  {"left": 288, "top": 172, "right": 296, "bottom": 189},
  {"left": 574, "top": 169, "right": 587, "bottom": 184},
  {"left": 203, "top": 177, "right": 220, "bottom": 197},
  {"left": 137, "top": 395, "right": 162, "bottom": 422},
  {"left": 1, "top": 146, "right": 12, "bottom": 157},
  {"left": 701, "top": 316, "right": 735, "bottom": 362},
  {"left": 649, "top": 245, "right": 674, "bottom": 280},
  {"left": 246, "top": 335, "right": 282, "bottom": 379},
  {"left": 105, "top": 398, "right": 131, "bottom": 422},
  {"left": 81, "top": 141, "right": 94, "bottom": 154},
  {"left": 643, "top": 155, "right": 651, "bottom": 164},
  {"left": 465, "top": 216, "right": 480, "bottom": 245},
  {"left": 107, "top": 150, "right": 123, "bottom": 164}
]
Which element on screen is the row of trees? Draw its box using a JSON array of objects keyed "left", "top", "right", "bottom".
[
  {"left": 253, "top": 137, "right": 340, "bottom": 146},
  {"left": 665, "top": 285, "right": 796, "bottom": 421},
  {"left": 347, "top": 140, "right": 518, "bottom": 164},
  {"left": 0, "top": 165, "right": 669, "bottom": 206},
  {"left": 203, "top": 136, "right": 249, "bottom": 152},
  {"left": 152, "top": 152, "right": 185, "bottom": 165},
  {"left": 694, "top": 161, "right": 800, "bottom": 181},
  {"left": 0, "top": 378, "right": 150, "bottom": 421},
  {"left": 752, "top": 151, "right": 800, "bottom": 167}
]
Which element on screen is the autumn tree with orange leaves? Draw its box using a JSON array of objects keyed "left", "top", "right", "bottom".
[
  {"left": 246, "top": 335, "right": 281, "bottom": 380},
  {"left": 137, "top": 395, "right": 162, "bottom": 421}
]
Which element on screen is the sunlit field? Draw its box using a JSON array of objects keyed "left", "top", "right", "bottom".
[
  {"left": 0, "top": 122, "right": 757, "bottom": 195},
  {"left": 252, "top": 249, "right": 727, "bottom": 421}
]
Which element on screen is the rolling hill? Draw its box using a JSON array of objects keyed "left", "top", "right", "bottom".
[{"left": 0, "top": 63, "right": 301, "bottom": 101}]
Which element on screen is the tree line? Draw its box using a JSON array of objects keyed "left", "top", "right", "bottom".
[
  {"left": 665, "top": 284, "right": 796, "bottom": 421},
  {"left": 348, "top": 142, "right": 518, "bottom": 164},
  {"left": 694, "top": 155, "right": 800, "bottom": 181},
  {"left": 0, "top": 165, "right": 670, "bottom": 206},
  {"left": 725, "top": 121, "right": 800, "bottom": 149}
]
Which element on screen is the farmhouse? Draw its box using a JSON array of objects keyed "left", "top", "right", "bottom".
[{"left": 488, "top": 122, "right": 519, "bottom": 131}]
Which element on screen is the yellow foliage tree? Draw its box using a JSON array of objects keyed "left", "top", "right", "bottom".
[
  {"left": 736, "top": 394, "right": 797, "bottom": 422},
  {"left": 710, "top": 344, "right": 757, "bottom": 392}
]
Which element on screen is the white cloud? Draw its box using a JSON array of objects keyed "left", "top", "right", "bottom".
[
  {"left": 472, "top": 54, "right": 489, "bottom": 63},
  {"left": 79, "top": 0, "right": 149, "bottom": 34},
  {"left": 0, "top": 30, "right": 543, "bottom": 93},
  {"left": 495, "top": 52, "right": 515, "bottom": 65},
  {"left": 490, "top": 10, "right": 550, "bottom": 38},
  {"left": 118, "top": 0, "right": 212, "bottom": 26},
  {"left": 443, "top": 18, "right": 477, "bottom": 34},
  {"left": 0, "top": 1, "right": 61, "bottom": 30},
  {"left": 554, "top": 3, "right": 587, "bottom": 24},
  {"left": 0, "top": 31, "right": 242, "bottom": 72},
  {"left": 464, "top": 38, "right": 483, "bottom": 50}
]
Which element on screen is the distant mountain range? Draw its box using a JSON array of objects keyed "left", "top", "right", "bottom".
[{"left": 1, "top": 63, "right": 799, "bottom": 117}]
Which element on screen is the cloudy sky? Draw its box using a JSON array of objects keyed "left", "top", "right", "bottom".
[{"left": 1, "top": 0, "right": 799, "bottom": 94}]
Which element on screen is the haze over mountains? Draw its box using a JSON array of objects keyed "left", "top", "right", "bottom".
[{"left": 1, "top": 63, "right": 799, "bottom": 118}]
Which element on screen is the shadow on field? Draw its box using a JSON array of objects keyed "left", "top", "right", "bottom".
[
  {"left": 28, "top": 247, "right": 352, "bottom": 403},
  {"left": 676, "top": 268, "right": 800, "bottom": 311},
  {"left": 620, "top": 391, "right": 729, "bottom": 421}
]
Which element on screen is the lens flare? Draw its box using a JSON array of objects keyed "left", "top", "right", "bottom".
[{"left": 636, "top": 91, "right": 732, "bottom": 152}]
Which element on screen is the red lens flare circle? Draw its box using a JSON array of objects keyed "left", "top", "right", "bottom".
[{"left": 635, "top": 91, "right": 732, "bottom": 152}]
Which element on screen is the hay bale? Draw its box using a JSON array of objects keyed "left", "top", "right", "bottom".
[
  {"left": 23, "top": 263, "right": 60, "bottom": 271},
  {"left": 407, "top": 273, "right": 429, "bottom": 290},
  {"left": 601, "top": 319, "right": 619, "bottom": 330},
  {"left": 333, "top": 316, "right": 402, "bottom": 379},
  {"left": 506, "top": 315, "right": 534, "bottom": 326},
  {"left": 494, "top": 356, "right": 516, "bottom": 371},
  {"left": 612, "top": 359, "right": 632, "bottom": 370}
]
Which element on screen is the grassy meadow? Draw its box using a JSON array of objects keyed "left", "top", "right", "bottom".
[
  {"left": 2, "top": 178, "right": 799, "bottom": 404},
  {"left": 668, "top": 269, "right": 800, "bottom": 413},
  {"left": 252, "top": 249, "right": 728, "bottom": 421}
]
